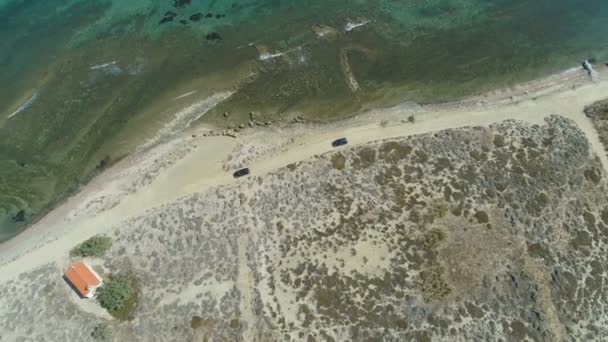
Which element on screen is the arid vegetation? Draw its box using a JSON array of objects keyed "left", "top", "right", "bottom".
[
  {"left": 71, "top": 235, "right": 112, "bottom": 257},
  {"left": 91, "top": 323, "right": 111, "bottom": 340},
  {"left": 2, "top": 116, "right": 608, "bottom": 340},
  {"left": 96, "top": 274, "right": 137, "bottom": 321}
]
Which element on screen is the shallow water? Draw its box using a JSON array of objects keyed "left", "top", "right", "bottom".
[{"left": 0, "top": 0, "right": 607, "bottom": 241}]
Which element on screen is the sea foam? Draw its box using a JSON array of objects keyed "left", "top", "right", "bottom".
[{"left": 7, "top": 91, "right": 39, "bottom": 119}]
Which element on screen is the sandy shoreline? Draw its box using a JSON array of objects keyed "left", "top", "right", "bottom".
[{"left": 0, "top": 64, "right": 607, "bottom": 283}]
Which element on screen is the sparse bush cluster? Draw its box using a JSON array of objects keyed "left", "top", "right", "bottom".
[
  {"left": 91, "top": 323, "right": 110, "bottom": 340},
  {"left": 71, "top": 235, "right": 112, "bottom": 257}
]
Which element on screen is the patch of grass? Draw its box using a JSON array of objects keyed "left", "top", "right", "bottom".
[
  {"left": 191, "top": 316, "right": 204, "bottom": 329},
  {"left": 91, "top": 323, "right": 111, "bottom": 340},
  {"left": 330, "top": 153, "right": 346, "bottom": 170},
  {"left": 469, "top": 150, "right": 483, "bottom": 161},
  {"left": 584, "top": 167, "right": 602, "bottom": 184},
  {"left": 230, "top": 318, "right": 241, "bottom": 329},
  {"left": 527, "top": 242, "right": 551, "bottom": 259},
  {"left": 353, "top": 147, "right": 376, "bottom": 169},
  {"left": 96, "top": 274, "right": 137, "bottom": 321},
  {"left": 525, "top": 193, "right": 550, "bottom": 217},
  {"left": 414, "top": 150, "right": 429, "bottom": 164},
  {"left": 473, "top": 210, "right": 489, "bottom": 224},
  {"left": 378, "top": 141, "right": 412, "bottom": 162},
  {"left": 422, "top": 229, "right": 446, "bottom": 251},
  {"left": 432, "top": 157, "right": 452, "bottom": 174},
  {"left": 416, "top": 265, "right": 451, "bottom": 301},
  {"left": 421, "top": 201, "right": 448, "bottom": 225},
  {"left": 583, "top": 211, "right": 596, "bottom": 229},
  {"left": 71, "top": 235, "right": 112, "bottom": 257},
  {"left": 493, "top": 134, "right": 506, "bottom": 148},
  {"left": 465, "top": 302, "right": 485, "bottom": 319}
]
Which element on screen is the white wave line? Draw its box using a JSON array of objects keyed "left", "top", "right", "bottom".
[
  {"left": 90, "top": 61, "right": 118, "bottom": 70},
  {"left": 258, "top": 46, "right": 302, "bottom": 61},
  {"left": 7, "top": 91, "right": 39, "bottom": 119},
  {"left": 173, "top": 90, "right": 198, "bottom": 100},
  {"left": 345, "top": 19, "right": 370, "bottom": 32}
]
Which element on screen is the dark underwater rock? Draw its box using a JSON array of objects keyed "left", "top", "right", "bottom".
[
  {"left": 190, "top": 13, "right": 203, "bottom": 22},
  {"left": 206, "top": 32, "right": 222, "bottom": 41},
  {"left": 159, "top": 16, "right": 174, "bottom": 24},
  {"left": 159, "top": 10, "right": 177, "bottom": 25},
  {"left": 13, "top": 209, "right": 25, "bottom": 222},
  {"left": 174, "top": 0, "right": 191, "bottom": 9}
]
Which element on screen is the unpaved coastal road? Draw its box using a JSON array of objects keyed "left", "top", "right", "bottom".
[{"left": 0, "top": 73, "right": 607, "bottom": 283}]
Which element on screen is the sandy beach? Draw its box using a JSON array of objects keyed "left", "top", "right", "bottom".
[{"left": 0, "top": 64, "right": 607, "bottom": 283}]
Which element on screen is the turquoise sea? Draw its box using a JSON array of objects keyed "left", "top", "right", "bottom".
[{"left": 1, "top": 0, "right": 608, "bottom": 241}]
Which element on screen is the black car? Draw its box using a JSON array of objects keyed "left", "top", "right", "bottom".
[
  {"left": 331, "top": 137, "right": 348, "bottom": 147},
  {"left": 233, "top": 168, "right": 251, "bottom": 178}
]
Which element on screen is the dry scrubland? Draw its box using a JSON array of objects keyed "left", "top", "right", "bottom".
[{"left": 2, "top": 116, "right": 608, "bottom": 341}]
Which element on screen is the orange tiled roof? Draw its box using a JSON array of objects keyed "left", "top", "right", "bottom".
[{"left": 64, "top": 262, "right": 101, "bottom": 297}]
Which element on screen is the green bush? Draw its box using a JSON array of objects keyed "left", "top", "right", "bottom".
[
  {"left": 91, "top": 323, "right": 110, "bottom": 340},
  {"left": 71, "top": 235, "right": 112, "bottom": 257},
  {"left": 96, "top": 274, "right": 137, "bottom": 320}
]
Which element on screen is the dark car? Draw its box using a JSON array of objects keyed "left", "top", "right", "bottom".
[
  {"left": 331, "top": 137, "right": 348, "bottom": 147},
  {"left": 233, "top": 168, "right": 251, "bottom": 178}
]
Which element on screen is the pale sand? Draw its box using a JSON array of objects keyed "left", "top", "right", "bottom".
[{"left": 0, "top": 65, "right": 607, "bottom": 284}]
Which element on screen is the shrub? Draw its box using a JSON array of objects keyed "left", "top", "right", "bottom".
[
  {"left": 91, "top": 323, "right": 110, "bottom": 340},
  {"left": 474, "top": 210, "right": 489, "bottom": 224},
  {"left": 493, "top": 134, "right": 506, "bottom": 148},
  {"left": 191, "top": 316, "right": 204, "bottom": 329},
  {"left": 416, "top": 265, "right": 451, "bottom": 301},
  {"left": 96, "top": 274, "right": 137, "bottom": 320},
  {"left": 422, "top": 229, "right": 446, "bottom": 250},
  {"left": 421, "top": 201, "right": 448, "bottom": 225},
  {"left": 71, "top": 235, "right": 112, "bottom": 257},
  {"left": 330, "top": 153, "right": 346, "bottom": 170}
]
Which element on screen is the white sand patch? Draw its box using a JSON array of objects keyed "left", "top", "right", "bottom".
[
  {"left": 236, "top": 234, "right": 256, "bottom": 341},
  {"left": 158, "top": 280, "right": 233, "bottom": 307},
  {"left": 262, "top": 268, "right": 301, "bottom": 325},
  {"left": 66, "top": 289, "right": 113, "bottom": 319},
  {"left": 322, "top": 239, "right": 391, "bottom": 277}
]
